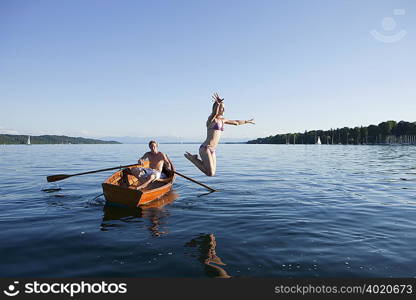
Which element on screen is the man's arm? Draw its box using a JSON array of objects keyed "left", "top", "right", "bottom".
[{"left": 138, "top": 152, "right": 149, "bottom": 165}]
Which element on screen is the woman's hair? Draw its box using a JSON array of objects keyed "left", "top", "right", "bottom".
[{"left": 206, "top": 101, "right": 223, "bottom": 127}]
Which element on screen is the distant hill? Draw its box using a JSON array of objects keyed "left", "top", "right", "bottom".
[{"left": 0, "top": 134, "right": 121, "bottom": 145}]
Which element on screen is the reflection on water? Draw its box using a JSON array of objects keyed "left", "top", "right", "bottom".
[
  {"left": 101, "top": 191, "right": 179, "bottom": 237},
  {"left": 185, "top": 234, "right": 231, "bottom": 278},
  {"left": 102, "top": 191, "right": 231, "bottom": 277},
  {"left": 41, "top": 188, "right": 62, "bottom": 193}
]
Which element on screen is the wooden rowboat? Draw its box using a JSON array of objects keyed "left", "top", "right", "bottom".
[{"left": 102, "top": 161, "right": 176, "bottom": 207}]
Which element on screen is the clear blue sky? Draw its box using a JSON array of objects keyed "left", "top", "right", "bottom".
[{"left": 0, "top": 0, "right": 415, "bottom": 140}]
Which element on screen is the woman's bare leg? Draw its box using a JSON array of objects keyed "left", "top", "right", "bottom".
[
  {"left": 198, "top": 148, "right": 215, "bottom": 176},
  {"left": 184, "top": 152, "right": 208, "bottom": 174},
  {"left": 211, "top": 151, "right": 217, "bottom": 176},
  {"left": 184, "top": 148, "right": 215, "bottom": 176}
]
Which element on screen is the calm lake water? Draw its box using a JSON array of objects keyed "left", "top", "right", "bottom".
[{"left": 1, "top": 144, "right": 415, "bottom": 277}]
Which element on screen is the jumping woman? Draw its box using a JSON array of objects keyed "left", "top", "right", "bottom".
[{"left": 184, "top": 93, "right": 255, "bottom": 176}]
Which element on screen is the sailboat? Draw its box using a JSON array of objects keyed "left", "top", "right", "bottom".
[
  {"left": 316, "top": 136, "right": 321, "bottom": 145},
  {"left": 27, "top": 136, "right": 31, "bottom": 145}
]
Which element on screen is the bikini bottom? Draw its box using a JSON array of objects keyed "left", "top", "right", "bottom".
[{"left": 199, "top": 144, "right": 216, "bottom": 154}]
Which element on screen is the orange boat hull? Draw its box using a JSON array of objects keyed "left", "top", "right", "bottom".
[{"left": 102, "top": 162, "right": 175, "bottom": 207}]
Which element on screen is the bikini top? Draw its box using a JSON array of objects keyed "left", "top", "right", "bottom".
[{"left": 210, "top": 119, "right": 224, "bottom": 131}]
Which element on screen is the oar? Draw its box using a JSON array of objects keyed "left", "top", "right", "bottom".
[
  {"left": 173, "top": 170, "right": 217, "bottom": 192},
  {"left": 47, "top": 163, "right": 218, "bottom": 192},
  {"left": 46, "top": 163, "right": 140, "bottom": 183}
]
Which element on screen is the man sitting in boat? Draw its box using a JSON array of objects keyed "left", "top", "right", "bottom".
[{"left": 120, "top": 140, "right": 174, "bottom": 190}]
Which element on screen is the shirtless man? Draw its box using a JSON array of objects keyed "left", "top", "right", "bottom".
[{"left": 120, "top": 140, "right": 174, "bottom": 190}]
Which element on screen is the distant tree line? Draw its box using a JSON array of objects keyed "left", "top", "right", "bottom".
[
  {"left": 0, "top": 134, "right": 120, "bottom": 145},
  {"left": 247, "top": 120, "right": 416, "bottom": 145}
]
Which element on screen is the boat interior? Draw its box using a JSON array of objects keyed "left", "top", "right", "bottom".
[{"left": 106, "top": 166, "right": 174, "bottom": 192}]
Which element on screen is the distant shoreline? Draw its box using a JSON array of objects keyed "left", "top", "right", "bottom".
[
  {"left": 3, "top": 142, "right": 416, "bottom": 146},
  {"left": 0, "top": 134, "right": 253, "bottom": 145},
  {"left": 0, "top": 141, "right": 249, "bottom": 145},
  {"left": 0, "top": 134, "right": 120, "bottom": 145},
  {"left": 248, "top": 120, "right": 416, "bottom": 145}
]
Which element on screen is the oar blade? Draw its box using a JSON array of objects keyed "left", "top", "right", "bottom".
[
  {"left": 47, "top": 174, "right": 71, "bottom": 182},
  {"left": 45, "top": 163, "right": 139, "bottom": 183}
]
